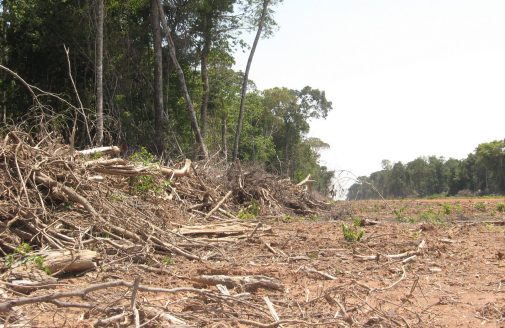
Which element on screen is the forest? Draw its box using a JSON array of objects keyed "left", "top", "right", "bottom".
[
  {"left": 0, "top": 0, "right": 335, "bottom": 195},
  {"left": 347, "top": 139, "right": 505, "bottom": 200}
]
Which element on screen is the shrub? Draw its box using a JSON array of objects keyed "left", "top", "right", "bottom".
[
  {"left": 474, "top": 202, "right": 486, "bottom": 212},
  {"left": 342, "top": 221, "right": 364, "bottom": 242},
  {"left": 496, "top": 203, "right": 505, "bottom": 213},
  {"left": 238, "top": 199, "right": 261, "bottom": 219},
  {"left": 442, "top": 204, "right": 452, "bottom": 215}
]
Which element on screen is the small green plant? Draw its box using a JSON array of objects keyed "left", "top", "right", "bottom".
[
  {"left": 162, "top": 255, "right": 174, "bottom": 266},
  {"left": 393, "top": 207, "right": 414, "bottom": 223},
  {"left": 15, "top": 242, "right": 32, "bottom": 255},
  {"left": 483, "top": 222, "right": 496, "bottom": 231},
  {"left": 110, "top": 192, "right": 126, "bottom": 202},
  {"left": 353, "top": 217, "right": 363, "bottom": 227},
  {"left": 5, "top": 254, "right": 15, "bottom": 268},
  {"left": 238, "top": 199, "right": 261, "bottom": 219},
  {"left": 418, "top": 209, "right": 445, "bottom": 224},
  {"left": 130, "top": 147, "right": 156, "bottom": 165},
  {"left": 3, "top": 243, "right": 51, "bottom": 274},
  {"left": 162, "top": 179, "right": 172, "bottom": 189},
  {"left": 281, "top": 214, "right": 294, "bottom": 222},
  {"left": 90, "top": 151, "right": 103, "bottom": 160},
  {"left": 442, "top": 204, "right": 452, "bottom": 215},
  {"left": 475, "top": 202, "right": 486, "bottom": 212},
  {"left": 342, "top": 221, "right": 365, "bottom": 242},
  {"left": 496, "top": 202, "right": 505, "bottom": 213},
  {"left": 132, "top": 175, "right": 163, "bottom": 196},
  {"left": 33, "top": 255, "right": 51, "bottom": 274}
]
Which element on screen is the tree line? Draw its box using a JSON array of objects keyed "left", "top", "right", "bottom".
[
  {"left": 0, "top": 0, "right": 335, "bottom": 195},
  {"left": 347, "top": 139, "right": 505, "bottom": 200}
]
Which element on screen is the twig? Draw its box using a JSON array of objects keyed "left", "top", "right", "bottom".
[
  {"left": 131, "top": 277, "right": 141, "bottom": 328},
  {"left": 379, "top": 266, "right": 407, "bottom": 291},
  {"left": 248, "top": 222, "right": 263, "bottom": 240},
  {"left": 263, "top": 296, "right": 280, "bottom": 323},
  {"left": 205, "top": 190, "right": 232, "bottom": 219}
]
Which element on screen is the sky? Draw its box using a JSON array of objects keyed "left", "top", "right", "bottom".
[{"left": 233, "top": 0, "right": 505, "bottom": 193}]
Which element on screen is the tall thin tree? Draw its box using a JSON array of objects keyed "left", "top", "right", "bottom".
[
  {"left": 95, "top": 0, "right": 104, "bottom": 145},
  {"left": 0, "top": 2, "right": 7, "bottom": 124},
  {"left": 199, "top": 16, "right": 211, "bottom": 140},
  {"left": 151, "top": 0, "right": 165, "bottom": 153},
  {"left": 232, "top": 0, "right": 270, "bottom": 161},
  {"left": 157, "top": 0, "right": 208, "bottom": 159}
]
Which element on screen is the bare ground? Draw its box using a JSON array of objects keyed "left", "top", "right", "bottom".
[{"left": 3, "top": 199, "right": 504, "bottom": 327}]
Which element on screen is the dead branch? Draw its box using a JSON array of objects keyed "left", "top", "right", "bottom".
[
  {"left": 40, "top": 249, "right": 98, "bottom": 275},
  {"left": 297, "top": 266, "right": 337, "bottom": 280},
  {"left": 76, "top": 146, "right": 120, "bottom": 157},
  {"left": 296, "top": 174, "right": 315, "bottom": 187},
  {"left": 205, "top": 190, "right": 232, "bottom": 219},
  {"left": 0, "top": 280, "right": 223, "bottom": 312},
  {"left": 193, "top": 275, "right": 284, "bottom": 292}
]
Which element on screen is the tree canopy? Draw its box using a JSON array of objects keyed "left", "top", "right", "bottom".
[
  {"left": 0, "top": 0, "right": 335, "bottom": 195},
  {"left": 347, "top": 139, "right": 505, "bottom": 200}
]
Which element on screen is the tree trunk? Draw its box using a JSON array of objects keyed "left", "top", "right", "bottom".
[
  {"left": 95, "top": 0, "right": 104, "bottom": 146},
  {"left": 157, "top": 0, "right": 208, "bottom": 159},
  {"left": 221, "top": 114, "right": 227, "bottom": 160},
  {"left": 1, "top": 3, "right": 6, "bottom": 124},
  {"left": 164, "top": 47, "right": 170, "bottom": 112},
  {"left": 232, "top": 0, "right": 270, "bottom": 161},
  {"left": 151, "top": 0, "right": 165, "bottom": 154},
  {"left": 199, "top": 30, "right": 211, "bottom": 140}
]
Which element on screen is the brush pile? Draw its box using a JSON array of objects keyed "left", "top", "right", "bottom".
[{"left": 0, "top": 128, "right": 337, "bottom": 326}]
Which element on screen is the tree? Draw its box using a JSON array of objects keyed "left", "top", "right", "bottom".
[
  {"left": 475, "top": 140, "right": 505, "bottom": 194},
  {"left": 232, "top": 0, "right": 270, "bottom": 161},
  {"left": 151, "top": 0, "right": 165, "bottom": 153},
  {"left": 95, "top": 0, "right": 104, "bottom": 145},
  {"left": 157, "top": 0, "right": 208, "bottom": 159},
  {"left": 194, "top": 0, "right": 236, "bottom": 140}
]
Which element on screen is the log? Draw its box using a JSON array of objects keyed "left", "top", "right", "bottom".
[
  {"left": 89, "top": 159, "right": 191, "bottom": 178},
  {"left": 142, "top": 307, "right": 188, "bottom": 327},
  {"left": 40, "top": 249, "right": 98, "bottom": 274},
  {"left": 6, "top": 265, "right": 58, "bottom": 294},
  {"left": 193, "top": 274, "right": 284, "bottom": 292},
  {"left": 173, "top": 222, "right": 272, "bottom": 237},
  {"left": 296, "top": 174, "right": 315, "bottom": 187},
  {"left": 159, "top": 158, "right": 192, "bottom": 178},
  {"left": 76, "top": 146, "right": 120, "bottom": 157}
]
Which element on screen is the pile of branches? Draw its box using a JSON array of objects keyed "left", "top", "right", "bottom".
[
  {"left": 0, "top": 128, "right": 340, "bottom": 325},
  {"left": 0, "top": 129, "right": 208, "bottom": 263}
]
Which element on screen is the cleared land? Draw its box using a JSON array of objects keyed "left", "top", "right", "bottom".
[{"left": 1, "top": 134, "right": 504, "bottom": 327}]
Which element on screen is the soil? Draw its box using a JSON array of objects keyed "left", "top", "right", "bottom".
[{"left": 3, "top": 198, "right": 504, "bottom": 327}]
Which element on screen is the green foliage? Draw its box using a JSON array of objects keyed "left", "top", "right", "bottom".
[
  {"left": 132, "top": 175, "right": 162, "bottom": 196},
  {"left": 162, "top": 255, "right": 174, "bottom": 266},
  {"left": 348, "top": 139, "right": 505, "bottom": 200},
  {"left": 442, "top": 204, "right": 452, "bottom": 215},
  {"left": 110, "top": 192, "right": 126, "bottom": 202},
  {"left": 238, "top": 199, "right": 261, "bottom": 219},
  {"left": 474, "top": 202, "right": 486, "bottom": 212},
  {"left": 497, "top": 203, "right": 505, "bottom": 213},
  {"left": 1, "top": 0, "right": 334, "bottom": 191},
  {"left": 90, "top": 152, "right": 104, "bottom": 160},
  {"left": 353, "top": 217, "right": 363, "bottom": 227},
  {"left": 3, "top": 243, "right": 50, "bottom": 274},
  {"left": 33, "top": 255, "right": 51, "bottom": 274},
  {"left": 393, "top": 207, "right": 410, "bottom": 222},
  {"left": 418, "top": 209, "right": 445, "bottom": 224},
  {"left": 130, "top": 147, "right": 156, "bottom": 166},
  {"left": 15, "top": 242, "right": 32, "bottom": 255},
  {"left": 341, "top": 221, "right": 365, "bottom": 242}
]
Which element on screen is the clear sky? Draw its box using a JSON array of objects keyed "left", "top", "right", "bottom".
[{"left": 233, "top": 0, "right": 505, "bottom": 191}]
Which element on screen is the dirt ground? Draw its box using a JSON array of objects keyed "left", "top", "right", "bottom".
[{"left": 3, "top": 197, "right": 504, "bottom": 327}]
